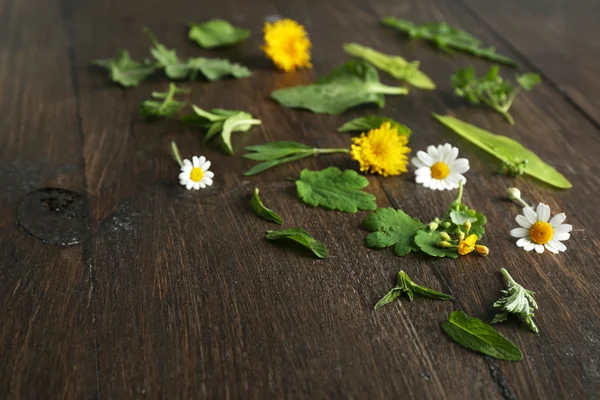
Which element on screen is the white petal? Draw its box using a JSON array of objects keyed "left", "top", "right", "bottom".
[
  {"left": 201, "top": 161, "right": 211, "bottom": 171},
  {"left": 516, "top": 215, "right": 533, "bottom": 229},
  {"left": 524, "top": 242, "right": 535, "bottom": 251},
  {"left": 203, "top": 178, "right": 213, "bottom": 186},
  {"left": 416, "top": 174, "right": 429, "bottom": 184},
  {"left": 412, "top": 157, "right": 428, "bottom": 169},
  {"left": 534, "top": 244, "right": 544, "bottom": 253},
  {"left": 179, "top": 172, "right": 189, "bottom": 180},
  {"left": 549, "top": 213, "right": 566, "bottom": 227},
  {"left": 510, "top": 228, "right": 529, "bottom": 238},
  {"left": 204, "top": 171, "right": 215, "bottom": 178},
  {"left": 444, "top": 145, "right": 458, "bottom": 163},
  {"left": 516, "top": 237, "right": 530, "bottom": 247},
  {"left": 199, "top": 182, "right": 206, "bottom": 189},
  {"left": 198, "top": 156, "right": 206, "bottom": 166},
  {"left": 549, "top": 239, "right": 567, "bottom": 252},
  {"left": 536, "top": 203, "right": 551, "bottom": 222},
  {"left": 179, "top": 179, "right": 187, "bottom": 186},
  {"left": 183, "top": 159, "right": 192, "bottom": 168},
  {"left": 415, "top": 167, "right": 431, "bottom": 176},
  {"left": 185, "top": 181, "right": 194, "bottom": 190},
  {"left": 554, "top": 232, "right": 570, "bottom": 241},
  {"left": 192, "top": 156, "right": 200, "bottom": 167},
  {"left": 446, "top": 172, "right": 462, "bottom": 184},
  {"left": 545, "top": 243, "right": 559, "bottom": 254},
  {"left": 452, "top": 158, "right": 470, "bottom": 174},
  {"left": 427, "top": 145, "right": 439, "bottom": 160},
  {"left": 523, "top": 207, "right": 537, "bottom": 224},
  {"left": 555, "top": 224, "right": 572, "bottom": 234},
  {"left": 193, "top": 182, "right": 201, "bottom": 190},
  {"left": 417, "top": 151, "right": 434, "bottom": 166}
]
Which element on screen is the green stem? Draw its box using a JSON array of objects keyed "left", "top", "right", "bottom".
[
  {"left": 312, "top": 148, "right": 350, "bottom": 155},
  {"left": 500, "top": 268, "right": 517, "bottom": 287},
  {"left": 513, "top": 197, "right": 531, "bottom": 209},
  {"left": 498, "top": 109, "right": 515, "bottom": 125},
  {"left": 454, "top": 180, "right": 464, "bottom": 204},
  {"left": 171, "top": 141, "right": 184, "bottom": 167},
  {"left": 370, "top": 83, "right": 409, "bottom": 95}
]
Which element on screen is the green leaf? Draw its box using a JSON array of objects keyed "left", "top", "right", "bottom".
[
  {"left": 245, "top": 152, "right": 313, "bottom": 176},
  {"left": 517, "top": 73, "right": 541, "bottom": 91},
  {"left": 251, "top": 187, "right": 283, "bottom": 225},
  {"left": 413, "top": 230, "right": 458, "bottom": 258},
  {"left": 442, "top": 311, "right": 523, "bottom": 361},
  {"left": 492, "top": 268, "right": 539, "bottom": 333},
  {"left": 450, "top": 210, "right": 478, "bottom": 225},
  {"left": 382, "top": 17, "right": 518, "bottom": 67},
  {"left": 374, "top": 270, "right": 452, "bottom": 310},
  {"left": 141, "top": 83, "right": 189, "bottom": 119},
  {"left": 433, "top": 114, "right": 572, "bottom": 189},
  {"left": 363, "top": 208, "right": 424, "bottom": 256},
  {"left": 93, "top": 51, "right": 158, "bottom": 88},
  {"left": 271, "top": 60, "right": 408, "bottom": 115},
  {"left": 187, "top": 57, "right": 251, "bottom": 81},
  {"left": 182, "top": 106, "right": 261, "bottom": 155},
  {"left": 296, "top": 167, "right": 376, "bottom": 213},
  {"left": 266, "top": 228, "right": 328, "bottom": 258},
  {"left": 343, "top": 43, "right": 436, "bottom": 90},
  {"left": 145, "top": 28, "right": 187, "bottom": 79},
  {"left": 338, "top": 116, "right": 412, "bottom": 136},
  {"left": 188, "top": 19, "right": 250, "bottom": 48}
]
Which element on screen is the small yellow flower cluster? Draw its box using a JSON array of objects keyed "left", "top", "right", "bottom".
[{"left": 263, "top": 19, "right": 312, "bottom": 72}]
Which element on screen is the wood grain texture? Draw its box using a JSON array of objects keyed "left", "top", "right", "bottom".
[{"left": 1, "top": 0, "right": 599, "bottom": 399}]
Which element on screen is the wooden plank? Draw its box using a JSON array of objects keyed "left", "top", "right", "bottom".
[
  {"left": 460, "top": 0, "right": 600, "bottom": 125},
  {"left": 0, "top": 0, "right": 97, "bottom": 398}
]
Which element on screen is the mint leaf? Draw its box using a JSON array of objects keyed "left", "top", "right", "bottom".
[
  {"left": 413, "top": 230, "right": 458, "bottom": 258},
  {"left": 382, "top": 17, "right": 518, "bottom": 67},
  {"left": 189, "top": 19, "right": 250, "bottom": 49},
  {"left": 442, "top": 311, "right": 523, "bottom": 361},
  {"left": 141, "top": 83, "right": 189, "bottom": 119},
  {"left": 363, "top": 208, "right": 424, "bottom": 256},
  {"left": 187, "top": 57, "right": 251, "bottom": 81},
  {"left": 296, "top": 167, "right": 376, "bottom": 213},
  {"left": 433, "top": 114, "right": 572, "bottom": 189},
  {"left": 271, "top": 61, "right": 408, "bottom": 115},
  {"left": 266, "top": 228, "right": 328, "bottom": 258},
  {"left": 338, "top": 116, "right": 411, "bottom": 136},
  {"left": 374, "top": 270, "right": 452, "bottom": 310},
  {"left": 344, "top": 43, "right": 436, "bottom": 90},
  {"left": 251, "top": 188, "right": 283, "bottom": 225},
  {"left": 93, "top": 51, "right": 158, "bottom": 88}
]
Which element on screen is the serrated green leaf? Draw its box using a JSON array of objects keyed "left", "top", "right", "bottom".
[
  {"left": 93, "top": 51, "right": 158, "bottom": 88},
  {"left": 344, "top": 43, "right": 436, "bottom": 90},
  {"left": 363, "top": 208, "right": 424, "bottom": 256},
  {"left": 189, "top": 19, "right": 250, "bottom": 49},
  {"left": 251, "top": 188, "right": 283, "bottom": 225},
  {"left": 433, "top": 114, "right": 572, "bottom": 189},
  {"left": 374, "top": 270, "right": 452, "bottom": 310},
  {"left": 442, "top": 311, "right": 523, "bottom": 361},
  {"left": 271, "top": 61, "right": 408, "bottom": 115},
  {"left": 296, "top": 167, "right": 376, "bottom": 213},
  {"left": 338, "top": 116, "right": 411, "bottom": 136},
  {"left": 187, "top": 57, "right": 251, "bottom": 81},
  {"left": 413, "top": 230, "right": 458, "bottom": 258},
  {"left": 266, "top": 228, "right": 328, "bottom": 258}
]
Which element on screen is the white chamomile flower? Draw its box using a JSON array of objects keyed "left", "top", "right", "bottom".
[
  {"left": 411, "top": 143, "right": 470, "bottom": 191},
  {"left": 179, "top": 156, "right": 214, "bottom": 190},
  {"left": 510, "top": 203, "right": 572, "bottom": 254}
]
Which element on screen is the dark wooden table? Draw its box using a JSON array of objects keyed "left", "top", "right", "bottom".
[{"left": 1, "top": 0, "right": 599, "bottom": 398}]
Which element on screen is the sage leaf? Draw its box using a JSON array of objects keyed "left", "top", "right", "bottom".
[
  {"left": 382, "top": 17, "right": 518, "bottom": 67},
  {"left": 189, "top": 19, "right": 250, "bottom": 49},
  {"left": 271, "top": 60, "right": 408, "bottom": 115},
  {"left": 433, "top": 114, "right": 572, "bottom": 189},
  {"left": 266, "top": 228, "right": 328, "bottom": 258},
  {"left": 442, "top": 311, "right": 523, "bottom": 361},
  {"left": 296, "top": 167, "right": 376, "bottom": 213},
  {"left": 363, "top": 208, "right": 424, "bottom": 256},
  {"left": 338, "top": 116, "right": 411, "bottom": 136},
  {"left": 344, "top": 43, "right": 436, "bottom": 90},
  {"left": 251, "top": 188, "right": 283, "bottom": 225},
  {"left": 374, "top": 270, "right": 452, "bottom": 310},
  {"left": 93, "top": 51, "right": 158, "bottom": 88}
]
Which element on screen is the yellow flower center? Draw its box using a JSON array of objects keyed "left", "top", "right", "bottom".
[
  {"left": 189, "top": 167, "right": 204, "bottom": 183},
  {"left": 263, "top": 19, "right": 312, "bottom": 72},
  {"left": 529, "top": 221, "right": 553, "bottom": 244},
  {"left": 349, "top": 122, "right": 411, "bottom": 177},
  {"left": 430, "top": 162, "right": 450, "bottom": 180}
]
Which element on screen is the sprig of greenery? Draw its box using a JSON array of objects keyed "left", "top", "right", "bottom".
[
  {"left": 363, "top": 182, "right": 487, "bottom": 259},
  {"left": 182, "top": 106, "right": 261, "bottom": 154},
  {"left": 243, "top": 141, "right": 349, "bottom": 176},
  {"left": 188, "top": 19, "right": 250, "bottom": 48},
  {"left": 141, "top": 83, "right": 190, "bottom": 119},
  {"left": 93, "top": 51, "right": 158, "bottom": 87},
  {"left": 266, "top": 228, "right": 328, "bottom": 258},
  {"left": 382, "top": 17, "right": 518, "bottom": 67},
  {"left": 338, "top": 116, "right": 411, "bottom": 136},
  {"left": 374, "top": 270, "right": 453, "bottom": 310},
  {"left": 491, "top": 268, "right": 539, "bottom": 333},
  {"left": 451, "top": 65, "right": 541, "bottom": 124}
]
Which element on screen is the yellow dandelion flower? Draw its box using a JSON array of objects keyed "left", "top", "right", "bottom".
[
  {"left": 349, "top": 122, "right": 411, "bottom": 176},
  {"left": 263, "top": 18, "right": 312, "bottom": 72}
]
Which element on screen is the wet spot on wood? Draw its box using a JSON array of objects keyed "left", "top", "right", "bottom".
[{"left": 17, "top": 188, "right": 88, "bottom": 245}]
